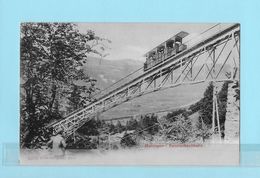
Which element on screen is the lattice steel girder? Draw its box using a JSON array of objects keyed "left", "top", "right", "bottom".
[{"left": 50, "top": 24, "right": 240, "bottom": 136}]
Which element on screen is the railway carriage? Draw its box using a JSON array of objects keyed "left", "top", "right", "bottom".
[{"left": 144, "top": 31, "right": 189, "bottom": 71}]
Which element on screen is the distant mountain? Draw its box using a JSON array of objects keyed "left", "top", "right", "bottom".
[{"left": 83, "top": 56, "right": 144, "bottom": 90}]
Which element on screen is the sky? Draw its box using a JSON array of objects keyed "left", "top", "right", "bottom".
[{"left": 77, "top": 23, "right": 232, "bottom": 62}]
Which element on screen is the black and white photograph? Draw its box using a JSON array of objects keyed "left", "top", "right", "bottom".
[{"left": 20, "top": 23, "right": 240, "bottom": 165}]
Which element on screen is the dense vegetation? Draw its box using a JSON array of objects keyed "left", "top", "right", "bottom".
[
  {"left": 189, "top": 82, "right": 214, "bottom": 126},
  {"left": 66, "top": 114, "right": 159, "bottom": 149},
  {"left": 68, "top": 81, "right": 232, "bottom": 149},
  {"left": 217, "top": 81, "right": 231, "bottom": 138},
  {"left": 188, "top": 81, "right": 230, "bottom": 139},
  {"left": 20, "top": 23, "right": 109, "bottom": 148}
]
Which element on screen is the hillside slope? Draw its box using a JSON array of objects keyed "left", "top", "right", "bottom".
[{"left": 83, "top": 56, "right": 143, "bottom": 90}]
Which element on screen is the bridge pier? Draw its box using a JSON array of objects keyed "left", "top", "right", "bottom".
[
  {"left": 211, "top": 82, "right": 221, "bottom": 140},
  {"left": 224, "top": 81, "right": 239, "bottom": 143}
]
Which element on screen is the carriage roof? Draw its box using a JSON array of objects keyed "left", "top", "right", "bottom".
[{"left": 144, "top": 31, "right": 189, "bottom": 57}]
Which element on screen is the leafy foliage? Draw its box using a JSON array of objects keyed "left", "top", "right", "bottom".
[
  {"left": 115, "top": 120, "right": 125, "bottom": 133},
  {"left": 66, "top": 135, "right": 99, "bottom": 149},
  {"left": 188, "top": 81, "right": 231, "bottom": 139},
  {"left": 20, "top": 23, "right": 109, "bottom": 148},
  {"left": 120, "top": 132, "right": 137, "bottom": 148},
  {"left": 77, "top": 118, "right": 101, "bottom": 136},
  {"left": 217, "top": 81, "right": 230, "bottom": 138},
  {"left": 165, "top": 109, "right": 187, "bottom": 122},
  {"left": 199, "top": 82, "right": 214, "bottom": 126},
  {"left": 138, "top": 114, "right": 159, "bottom": 135},
  {"left": 126, "top": 118, "right": 138, "bottom": 130},
  {"left": 66, "top": 83, "right": 97, "bottom": 113},
  {"left": 166, "top": 116, "right": 193, "bottom": 143},
  {"left": 188, "top": 82, "right": 214, "bottom": 127},
  {"left": 233, "top": 81, "right": 240, "bottom": 103}
]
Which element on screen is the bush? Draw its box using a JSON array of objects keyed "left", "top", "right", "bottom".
[
  {"left": 126, "top": 118, "right": 138, "bottom": 131},
  {"left": 138, "top": 114, "right": 159, "bottom": 135},
  {"left": 166, "top": 116, "right": 193, "bottom": 143},
  {"left": 165, "top": 109, "right": 187, "bottom": 122},
  {"left": 120, "top": 133, "right": 136, "bottom": 148},
  {"left": 77, "top": 118, "right": 100, "bottom": 136}
]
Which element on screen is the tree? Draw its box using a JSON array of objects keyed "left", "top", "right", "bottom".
[
  {"left": 67, "top": 84, "right": 88, "bottom": 112},
  {"left": 165, "top": 109, "right": 186, "bottom": 122},
  {"left": 166, "top": 116, "right": 193, "bottom": 143},
  {"left": 20, "top": 23, "right": 109, "bottom": 147},
  {"left": 199, "top": 82, "right": 214, "bottom": 126},
  {"left": 115, "top": 120, "right": 124, "bottom": 133},
  {"left": 188, "top": 82, "right": 214, "bottom": 125},
  {"left": 108, "top": 122, "right": 116, "bottom": 133},
  {"left": 233, "top": 81, "right": 240, "bottom": 105},
  {"left": 77, "top": 118, "right": 100, "bottom": 136},
  {"left": 217, "top": 81, "right": 230, "bottom": 138},
  {"left": 188, "top": 82, "right": 230, "bottom": 139},
  {"left": 139, "top": 114, "right": 159, "bottom": 135},
  {"left": 126, "top": 118, "right": 138, "bottom": 130}
]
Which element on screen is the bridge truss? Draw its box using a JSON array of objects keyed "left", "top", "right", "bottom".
[{"left": 48, "top": 24, "right": 240, "bottom": 138}]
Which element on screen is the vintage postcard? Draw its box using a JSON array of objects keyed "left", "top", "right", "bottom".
[{"left": 20, "top": 23, "right": 240, "bottom": 165}]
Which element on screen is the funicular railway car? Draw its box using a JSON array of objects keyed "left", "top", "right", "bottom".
[{"left": 143, "top": 31, "right": 189, "bottom": 71}]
